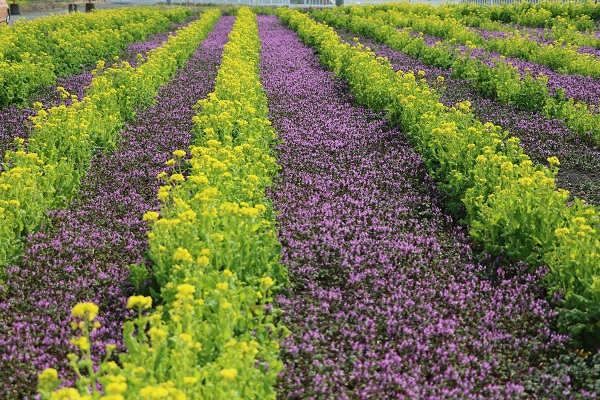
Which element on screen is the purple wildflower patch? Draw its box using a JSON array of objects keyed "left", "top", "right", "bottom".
[
  {"left": 337, "top": 30, "right": 600, "bottom": 205},
  {"left": 258, "top": 15, "right": 588, "bottom": 398},
  {"left": 420, "top": 30, "right": 600, "bottom": 106}
]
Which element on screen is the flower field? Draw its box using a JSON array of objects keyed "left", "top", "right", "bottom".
[
  {"left": 0, "top": 7, "right": 191, "bottom": 108},
  {"left": 4, "top": 2, "right": 600, "bottom": 399}
]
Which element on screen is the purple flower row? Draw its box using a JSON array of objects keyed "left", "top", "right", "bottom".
[
  {"left": 418, "top": 30, "right": 600, "bottom": 107},
  {"left": 341, "top": 26, "right": 600, "bottom": 215},
  {"left": 258, "top": 14, "right": 592, "bottom": 398},
  {"left": 469, "top": 26, "right": 600, "bottom": 57},
  {"left": 0, "top": 16, "right": 234, "bottom": 399},
  {"left": 0, "top": 21, "right": 190, "bottom": 158},
  {"left": 469, "top": 26, "right": 552, "bottom": 43},
  {"left": 478, "top": 25, "right": 600, "bottom": 56}
]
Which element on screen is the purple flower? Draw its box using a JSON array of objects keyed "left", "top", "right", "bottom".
[{"left": 259, "top": 14, "right": 595, "bottom": 398}]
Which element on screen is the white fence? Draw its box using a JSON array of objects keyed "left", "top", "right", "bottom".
[
  {"left": 113, "top": 0, "right": 444, "bottom": 7},
  {"left": 119, "top": 0, "right": 591, "bottom": 7},
  {"left": 460, "top": 0, "right": 598, "bottom": 4}
]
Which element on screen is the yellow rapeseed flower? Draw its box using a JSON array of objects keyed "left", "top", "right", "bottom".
[
  {"left": 190, "top": 175, "right": 209, "bottom": 185},
  {"left": 541, "top": 177, "right": 554, "bottom": 186},
  {"left": 38, "top": 368, "right": 58, "bottom": 382},
  {"left": 579, "top": 224, "right": 594, "bottom": 233},
  {"left": 50, "top": 388, "right": 82, "bottom": 400},
  {"left": 173, "top": 248, "right": 193, "bottom": 263},
  {"left": 105, "top": 382, "right": 127, "bottom": 394},
  {"left": 259, "top": 277, "right": 274, "bottom": 288},
  {"left": 240, "top": 207, "right": 259, "bottom": 217},
  {"left": 173, "top": 150, "right": 186, "bottom": 158},
  {"left": 220, "top": 368, "right": 237, "bottom": 380},
  {"left": 555, "top": 227, "right": 571, "bottom": 238},
  {"left": 126, "top": 295, "right": 152, "bottom": 310},
  {"left": 105, "top": 361, "right": 119, "bottom": 371},
  {"left": 177, "top": 283, "right": 196, "bottom": 296},
  {"left": 183, "top": 377, "right": 197, "bottom": 385},
  {"left": 148, "top": 328, "right": 167, "bottom": 341},
  {"left": 139, "top": 386, "right": 169, "bottom": 399},
  {"left": 210, "top": 233, "right": 224, "bottom": 242},
  {"left": 169, "top": 174, "right": 185, "bottom": 183},
  {"left": 518, "top": 177, "right": 533, "bottom": 186},
  {"left": 179, "top": 210, "right": 197, "bottom": 221},
  {"left": 500, "top": 161, "right": 513, "bottom": 172},
  {"left": 99, "top": 395, "right": 124, "bottom": 400},
  {"left": 70, "top": 336, "right": 90, "bottom": 351},
  {"left": 197, "top": 255, "right": 210, "bottom": 267},
  {"left": 220, "top": 300, "right": 232, "bottom": 310},
  {"left": 547, "top": 156, "right": 560, "bottom": 167},
  {"left": 143, "top": 211, "right": 160, "bottom": 221},
  {"left": 179, "top": 333, "right": 193, "bottom": 343},
  {"left": 158, "top": 191, "right": 170, "bottom": 202},
  {"left": 71, "top": 302, "right": 99, "bottom": 321}
]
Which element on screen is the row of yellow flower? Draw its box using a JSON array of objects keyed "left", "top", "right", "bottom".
[
  {"left": 363, "top": 3, "right": 600, "bottom": 79},
  {"left": 0, "top": 10, "right": 222, "bottom": 275},
  {"left": 403, "top": 2, "right": 599, "bottom": 48},
  {"left": 39, "top": 8, "right": 286, "bottom": 399},
  {"left": 434, "top": 1, "right": 599, "bottom": 31},
  {"left": 278, "top": 8, "right": 600, "bottom": 349},
  {"left": 0, "top": 7, "right": 191, "bottom": 107},
  {"left": 312, "top": 7, "right": 600, "bottom": 146}
]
